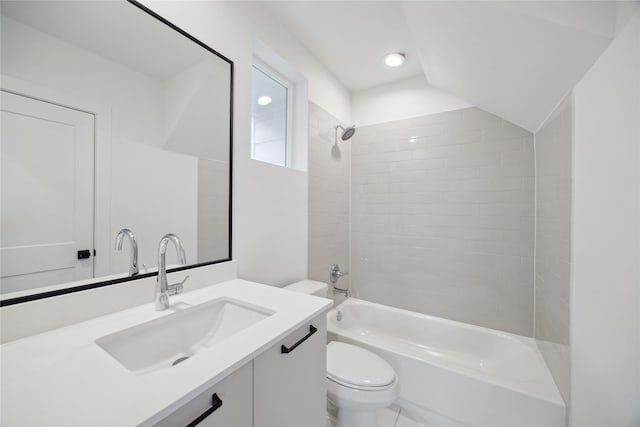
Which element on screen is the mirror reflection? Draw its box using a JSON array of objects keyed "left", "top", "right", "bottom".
[{"left": 0, "top": 1, "right": 232, "bottom": 296}]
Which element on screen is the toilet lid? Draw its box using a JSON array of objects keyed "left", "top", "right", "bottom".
[{"left": 326, "top": 341, "right": 395, "bottom": 389}]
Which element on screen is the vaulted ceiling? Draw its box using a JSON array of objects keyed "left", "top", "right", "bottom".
[{"left": 265, "top": 1, "right": 628, "bottom": 131}]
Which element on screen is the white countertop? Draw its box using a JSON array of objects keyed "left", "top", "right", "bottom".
[{"left": 0, "top": 279, "right": 332, "bottom": 426}]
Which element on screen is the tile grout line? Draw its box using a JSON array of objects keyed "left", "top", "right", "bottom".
[{"left": 394, "top": 407, "right": 402, "bottom": 427}]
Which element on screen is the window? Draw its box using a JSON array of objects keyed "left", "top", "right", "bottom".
[
  {"left": 251, "top": 40, "right": 308, "bottom": 171},
  {"left": 251, "top": 62, "right": 292, "bottom": 167}
]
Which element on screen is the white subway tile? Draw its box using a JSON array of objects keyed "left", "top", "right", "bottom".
[{"left": 351, "top": 107, "right": 535, "bottom": 336}]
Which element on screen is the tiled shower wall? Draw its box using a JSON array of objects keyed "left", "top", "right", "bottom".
[
  {"left": 351, "top": 107, "right": 535, "bottom": 336},
  {"left": 534, "top": 97, "right": 572, "bottom": 403},
  {"left": 307, "top": 102, "right": 350, "bottom": 289}
]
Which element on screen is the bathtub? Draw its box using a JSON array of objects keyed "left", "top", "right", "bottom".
[{"left": 327, "top": 298, "right": 565, "bottom": 427}]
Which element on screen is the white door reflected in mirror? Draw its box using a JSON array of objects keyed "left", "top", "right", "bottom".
[{"left": 0, "top": 91, "right": 94, "bottom": 293}]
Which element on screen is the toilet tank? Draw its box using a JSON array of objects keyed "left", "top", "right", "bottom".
[{"left": 284, "top": 280, "right": 328, "bottom": 297}]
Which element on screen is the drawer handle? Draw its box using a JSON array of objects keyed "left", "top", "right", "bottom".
[
  {"left": 281, "top": 324, "right": 317, "bottom": 354},
  {"left": 186, "top": 393, "right": 223, "bottom": 427}
]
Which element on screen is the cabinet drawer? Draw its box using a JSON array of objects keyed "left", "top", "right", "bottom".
[{"left": 154, "top": 362, "right": 252, "bottom": 427}]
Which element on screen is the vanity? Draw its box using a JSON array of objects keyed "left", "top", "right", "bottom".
[{"left": 1, "top": 278, "right": 332, "bottom": 426}]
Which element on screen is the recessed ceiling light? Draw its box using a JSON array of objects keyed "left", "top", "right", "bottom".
[
  {"left": 409, "top": 136, "right": 417, "bottom": 143},
  {"left": 257, "top": 95, "right": 272, "bottom": 106},
  {"left": 384, "top": 53, "right": 405, "bottom": 67}
]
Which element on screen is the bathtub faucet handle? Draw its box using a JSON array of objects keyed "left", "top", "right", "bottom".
[
  {"left": 330, "top": 264, "right": 349, "bottom": 284},
  {"left": 329, "top": 264, "right": 349, "bottom": 285}
]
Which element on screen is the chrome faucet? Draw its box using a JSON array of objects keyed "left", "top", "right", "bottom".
[
  {"left": 334, "top": 287, "right": 350, "bottom": 298},
  {"left": 330, "top": 264, "right": 349, "bottom": 284},
  {"left": 155, "top": 233, "right": 188, "bottom": 311},
  {"left": 330, "top": 264, "right": 350, "bottom": 297},
  {"left": 115, "top": 228, "right": 139, "bottom": 277}
]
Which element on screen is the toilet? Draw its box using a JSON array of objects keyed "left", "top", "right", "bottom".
[{"left": 284, "top": 280, "right": 399, "bottom": 427}]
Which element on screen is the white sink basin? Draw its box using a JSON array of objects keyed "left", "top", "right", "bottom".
[{"left": 96, "top": 298, "right": 274, "bottom": 375}]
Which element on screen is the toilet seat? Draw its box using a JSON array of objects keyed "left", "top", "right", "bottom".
[{"left": 326, "top": 341, "right": 396, "bottom": 390}]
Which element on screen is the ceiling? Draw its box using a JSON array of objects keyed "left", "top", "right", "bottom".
[
  {"left": 265, "top": 1, "right": 626, "bottom": 131},
  {"left": 264, "top": 1, "right": 423, "bottom": 92},
  {"left": 2, "top": 1, "right": 210, "bottom": 80}
]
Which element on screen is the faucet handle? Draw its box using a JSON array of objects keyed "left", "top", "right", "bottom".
[
  {"left": 168, "top": 275, "right": 189, "bottom": 296},
  {"left": 329, "top": 264, "right": 349, "bottom": 284}
]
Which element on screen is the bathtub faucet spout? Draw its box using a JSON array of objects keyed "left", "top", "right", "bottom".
[{"left": 333, "top": 286, "right": 350, "bottom": 298}]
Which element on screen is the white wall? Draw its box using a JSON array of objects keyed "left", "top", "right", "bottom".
[
  {"left": 352, "top": 75, "right": 472, "bottom": 127},
  {"left": 142, "top": 1, "right": 351, "bottom": 286},
  {"left": 534, "top": 95, "right": 572, "bottom": 404},
  {"left": 570, "top": 11, "right": 640, "bottom": 426}
]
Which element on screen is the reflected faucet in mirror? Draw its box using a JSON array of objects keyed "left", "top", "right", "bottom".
[
  {"left": 115, "top": 229, "right": 139, "bottom": 277},
  {"left": 155, "top": 233, "right": 189, "bottom": 311}
]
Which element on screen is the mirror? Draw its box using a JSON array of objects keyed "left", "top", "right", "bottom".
[{"left": 0, "top": 1, "right": 232, "bottom": 302}]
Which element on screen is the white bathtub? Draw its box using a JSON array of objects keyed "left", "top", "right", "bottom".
[{"left": 327, "top": 298, "right": 565, "bottom": 427}]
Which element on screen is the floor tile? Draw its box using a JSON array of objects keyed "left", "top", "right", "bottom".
[
  {"left": 377, "top": 406, "right": 400, "bottom": 427},
  {"left": 396, "top": 410, "right": 428, "bottom": 427}
]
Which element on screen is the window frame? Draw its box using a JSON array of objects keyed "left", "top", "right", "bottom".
[{"left": 251, "top": 58, "right": 294, "bottom": 168}]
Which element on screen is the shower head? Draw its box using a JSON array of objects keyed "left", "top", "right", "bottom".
[
  {"left": 335, "top": 125, "right": 356, "bottom": 143},
  {"left": 342, "top": 126, "right": 356, "bottom": 140}
]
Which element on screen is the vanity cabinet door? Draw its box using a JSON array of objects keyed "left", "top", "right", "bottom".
[
  {"left": 154, "top": 362, "right": 252, "bottom": 427},
  {"left": 253, "top": 314, "right": 327, "bottom": 427}
]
